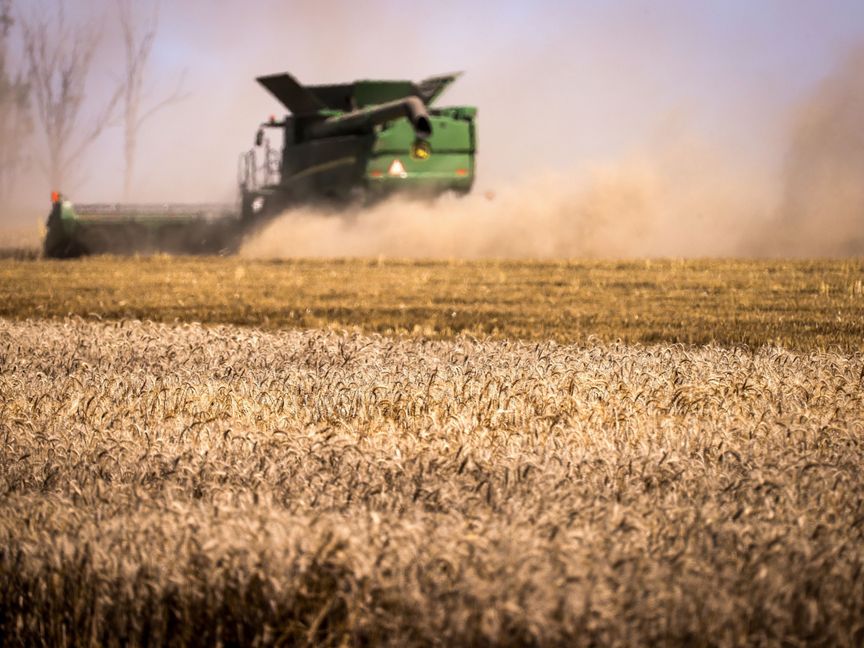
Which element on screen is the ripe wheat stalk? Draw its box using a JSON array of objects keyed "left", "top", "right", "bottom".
[{"left": 1, "top": 318, "right": 862, "bottom": 646}]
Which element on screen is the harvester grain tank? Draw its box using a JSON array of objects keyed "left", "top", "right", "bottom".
[{"left": 44, "top": 71, "right": 477, "bottom": 258}]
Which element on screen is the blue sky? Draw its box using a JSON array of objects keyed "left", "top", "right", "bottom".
[{"left": 12, "top": 0, "right": 864, "bottom": 203}]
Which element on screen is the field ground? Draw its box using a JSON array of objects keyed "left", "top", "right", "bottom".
[
  {"left": 1, "top": 257, "right": 863, "bottom": 646},
  {"left": 1, "top": 257, "right": 863, "bottom": 349}
]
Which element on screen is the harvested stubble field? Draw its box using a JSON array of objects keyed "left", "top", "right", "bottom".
[
  {"left": 1, "top": 257, "right": 863, "bottom": 349},
  {"left": 1, "top": 258, "right": 863, "bottom": 646}
]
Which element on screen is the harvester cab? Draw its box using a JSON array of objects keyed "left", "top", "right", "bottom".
[{"left": 43, "top": 71, "right": 476, "bottom": 258}]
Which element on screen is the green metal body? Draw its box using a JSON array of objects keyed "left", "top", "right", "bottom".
[
  {"left": 368, "top": 106, "right": 476, "bottom": 193},
  {"left": 44, "top": 72, "right": 476, "bottom": 258},
  {"left": 240, "top": 73, "right": 477, "bottom": 220}
]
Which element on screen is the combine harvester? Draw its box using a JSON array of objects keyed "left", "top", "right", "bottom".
[{"left": 44, "top": 71, "right": 477, "bottom": 258}]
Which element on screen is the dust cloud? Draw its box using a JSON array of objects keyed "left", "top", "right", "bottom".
[
  {"left": 241, "top": 137, "right": 769, "bottom": 260},
  {"left": 767, "top": 46, "right": 864, "bottom": 257},
  {"left": 243, "top": 43, "right": 864, "bottom": 261}
]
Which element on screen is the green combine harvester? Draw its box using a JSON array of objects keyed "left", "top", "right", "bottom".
[{"left": 44, "top": 71, "right": 477, "bottom": 258}]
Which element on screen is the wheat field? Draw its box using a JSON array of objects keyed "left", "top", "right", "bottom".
[{"left": 2, "top": 311, "right": 863, "bottom": 646}]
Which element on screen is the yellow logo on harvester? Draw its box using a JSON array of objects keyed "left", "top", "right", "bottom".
[{"left": 411, "top": 140, "right": 431, "bottom": 160}]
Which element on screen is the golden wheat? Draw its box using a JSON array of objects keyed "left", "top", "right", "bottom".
[{"left": 1, "top": 318, "right": 862, "bottom": 645}]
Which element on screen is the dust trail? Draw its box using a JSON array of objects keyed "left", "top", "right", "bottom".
[
  {"left": 244, "top": 38, "right": 864, "bottom": 262},
  {"left": 241, "top": 137, "right": 768, "bottom": 260},
  {"left": 243, "top": 43, "right": 864, "bottom": 261},
  {"left": 768, "top": 46, "right": 864, "bottom": 257}
]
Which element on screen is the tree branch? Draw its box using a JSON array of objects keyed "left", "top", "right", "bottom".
[
  {"left": 138, "top": 68, "right": 188, "bottom": 127},
  {"left": 19, "top": 0, "right": 118, "bottom": 189}
]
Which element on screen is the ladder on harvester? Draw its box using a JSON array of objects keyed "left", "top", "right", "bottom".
[{"left": 237, "top": 137, "right": 280, "bottom": 193}]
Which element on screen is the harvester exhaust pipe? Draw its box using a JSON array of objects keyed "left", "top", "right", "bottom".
[{"left": 306, "top": 96, "right": 432, "bottom": 140}]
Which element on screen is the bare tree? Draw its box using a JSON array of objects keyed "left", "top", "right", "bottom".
[
  {"left": 20, "top": 1, "right": 121, "bottom": 192},
  {"left": 117, "top": 0, "right": 185, "bottom": 199},
  {"left": 0, "top": 0, "right": 32, "bottom": 204}
]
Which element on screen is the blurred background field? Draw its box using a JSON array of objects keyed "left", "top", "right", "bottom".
[{"left": 1, "top": 256, "right": 862, "bottom": 350}]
